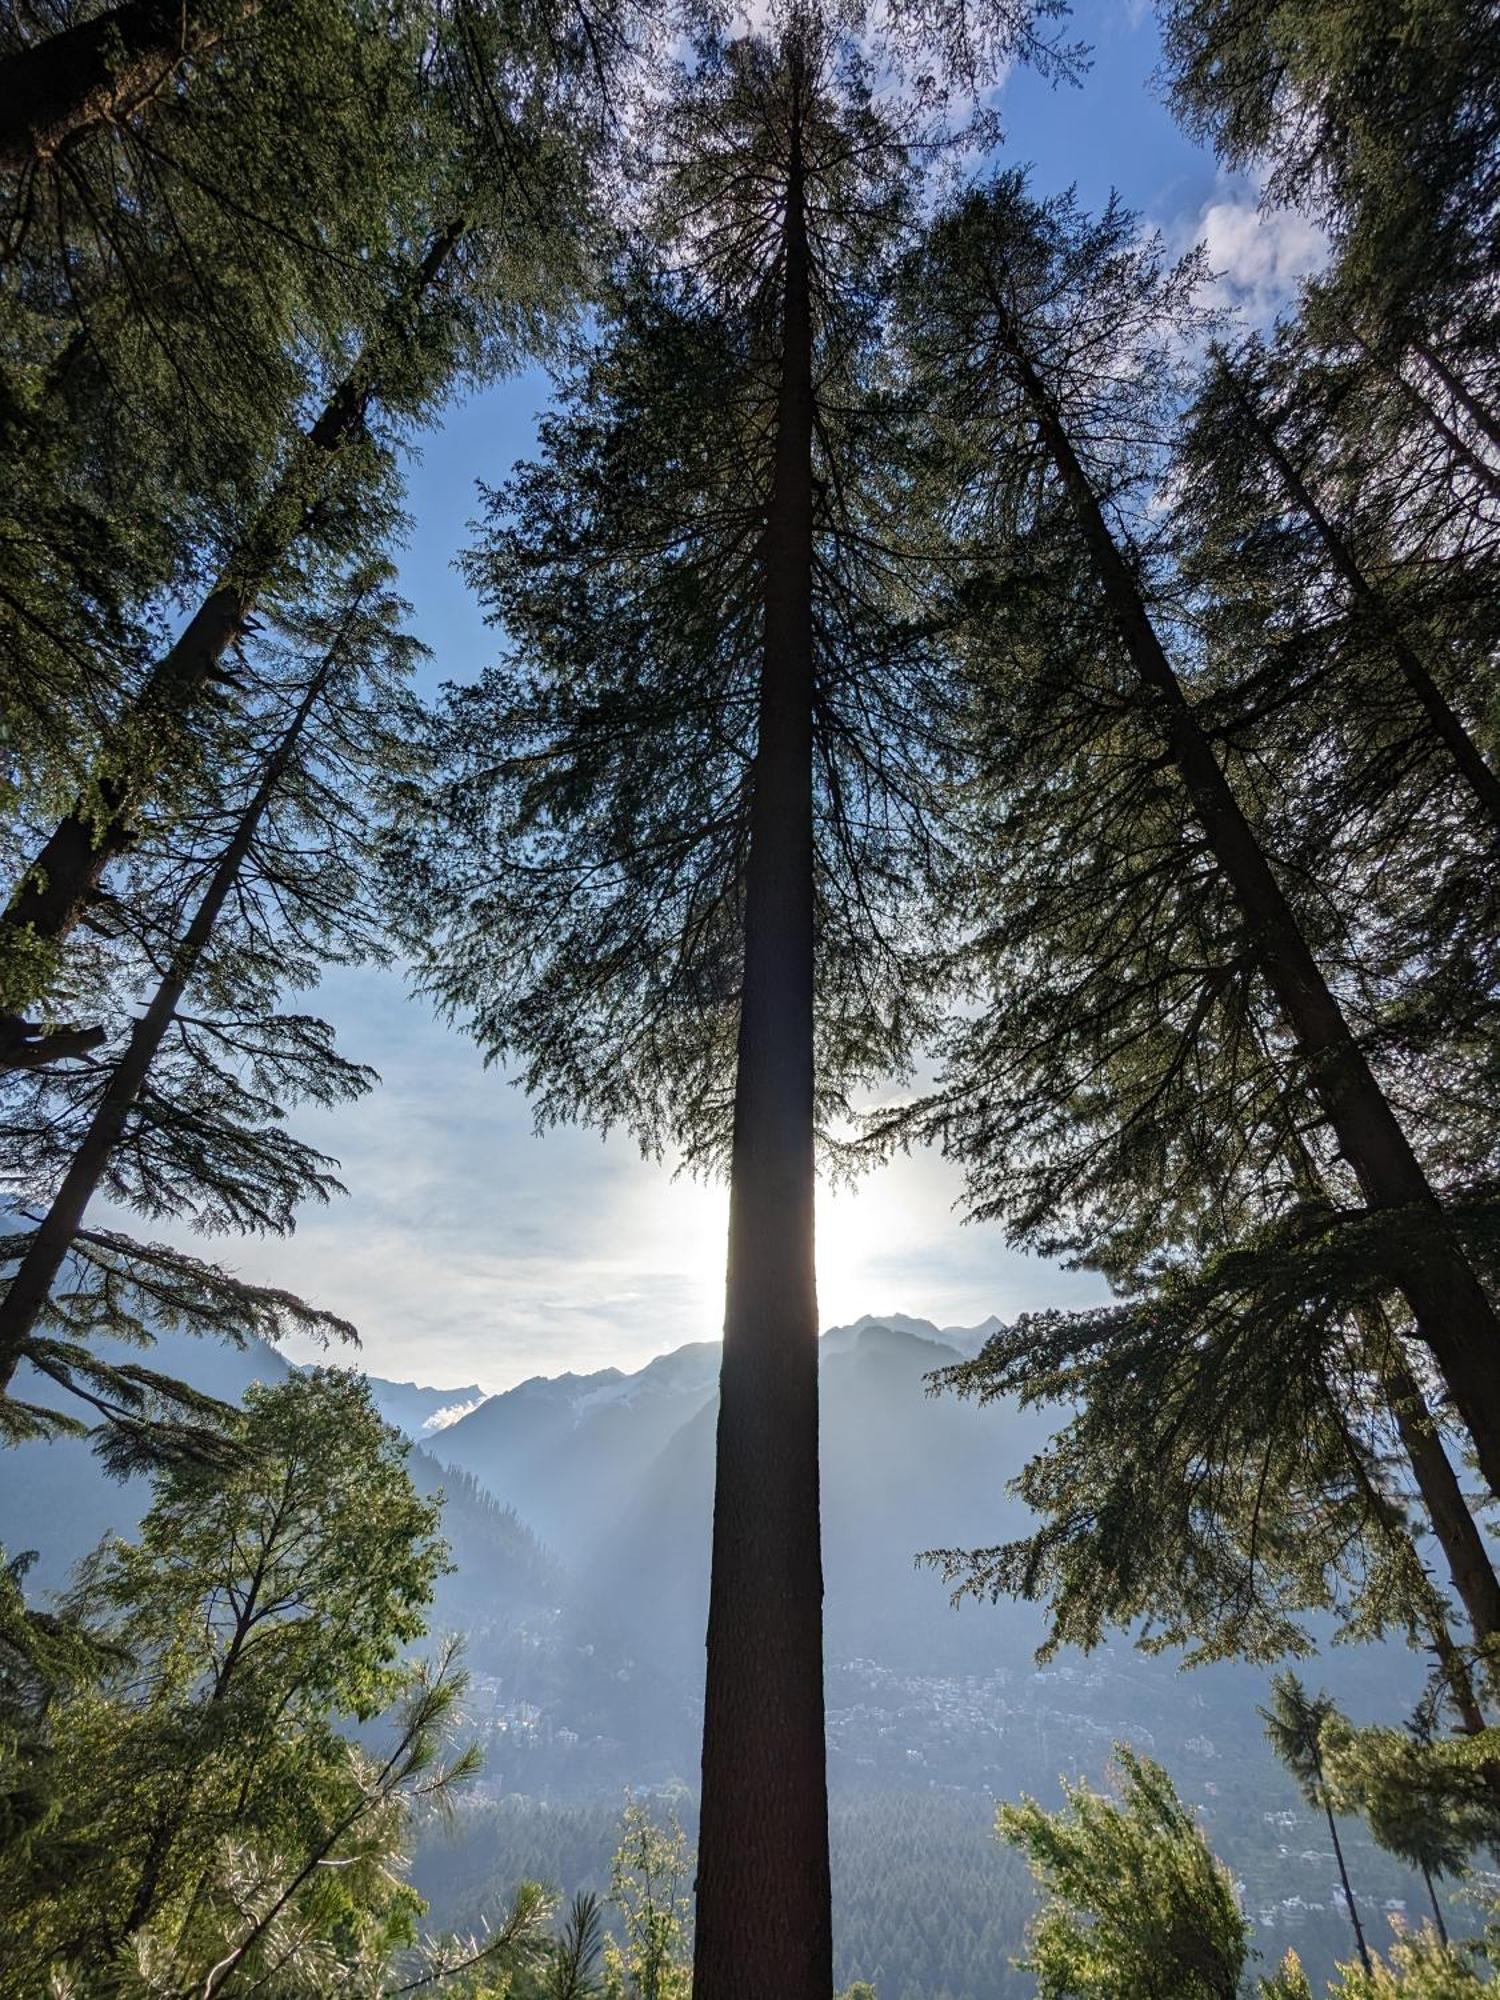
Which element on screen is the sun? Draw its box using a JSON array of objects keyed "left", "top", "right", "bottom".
[{"left": 654, "top": 1166, "right": 912, "bottom": 1340}]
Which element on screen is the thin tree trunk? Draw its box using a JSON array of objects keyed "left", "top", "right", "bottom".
[
  {"left": 1217, "top": 354, "right": 1500, "bottom": 833},
  {"left": 1341, "top": 1373, "right": 1497, "bottom": 1751},
  {"left": 1347, "top": 329, "right": 1500, "bottom": 503},
  {"left": 1275, "top": 1108, "right": 1500, "bottom": 1677},
  {"left": 0, "top": 219, "right": 463, "bottom": 1058},
  {"left": 1421, "top": 1860, "right": 1448, "bottom": 1945},
  {"left": 693, "top": 67, "right": 832, "bottom": 2000},
  {"left": 1380, "top": 1343, "right": 1500, "bottom": 1658},
  {"left": 1413, "top": 341, "right": 1500, "bottom": 465},
  {"left": 0, "top": 642, "right": 338, "bottom": 1393},
  {"left": 0, "top": 0, "right": 258, "bottom": 173},
  {"left": 1323, "top": 1791, "right": 1374, "bottom": 1974},
  {"left": 994, "top": 318, "right": 1500, "bottom": 1498}
]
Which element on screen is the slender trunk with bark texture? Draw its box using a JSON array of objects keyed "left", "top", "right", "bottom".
[
  {"left": 0, "top": 0, "right": 258, "bottom": 173},
  {"left": 1218, "top": 354, "right": 1500, "bottom": 833},
  {"left": 0, "top": 221, "right": 462, "bottom": 1063},
  {"left": 1280, "top": 1129, "right": 1500, "bottom": 1678},
  {"left": 1381, "top": 1344, "right": 1500, "bottom": 1657},
  {"left": 995, "top": 318, "right": 1500, "bottom": 1496},
  {"left": 1323, "top": 1790, "right": 1374, "bottom": 1974},
  {"left": 0, "top": 651, "right": 334, "bottom": 1392},
  {"left": 693, "top": 94, "right": 832, "bottom": 2000}
]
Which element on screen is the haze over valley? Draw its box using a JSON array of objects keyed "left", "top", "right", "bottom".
[{"left": 1, "top": 1315, "right": 1434, "bottom": 1997}]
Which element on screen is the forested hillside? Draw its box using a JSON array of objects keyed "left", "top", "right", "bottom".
[
  {"left": 3, "top": 0, "right": 1499, "bottom": 1993},
  {"left": 0, "top": 1317, "right": 1437, "bottom": 1994}
]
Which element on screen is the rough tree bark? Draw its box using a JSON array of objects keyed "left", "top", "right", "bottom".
[
  {"left": 692, "top": 62, "right": 833, "bottom": 2000},
  {"left": 0, "top": 0, "right": 259, "bottom": 173},
  {"left": 991, "top": 311, "right": 1500, "bottom": 1499}
]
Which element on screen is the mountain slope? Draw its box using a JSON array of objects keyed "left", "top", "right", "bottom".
[
  {"left": 361, "top": 1374, "right": 485, "bottom": 1437},
  {"left": 573, "top": 1320, "right": 1053, "bottom": 1684},
  {"left": 0, "top": 1330, "right": 556, "bottom": 1621},
  {"left": 0, "top": 1311, "right": 1435, "bottom": 1997},
  {"left": 431, "top": 1342, "right": 723, "bottom": 1559}
]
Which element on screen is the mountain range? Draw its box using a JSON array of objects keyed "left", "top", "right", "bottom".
[{"left": 0, "top": 1311, "right": 1433, "bottom": 1996}]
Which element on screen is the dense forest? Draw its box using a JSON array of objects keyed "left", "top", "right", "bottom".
[{"left": 2, "top": 0, "right": 1499, "bottom": 1993}]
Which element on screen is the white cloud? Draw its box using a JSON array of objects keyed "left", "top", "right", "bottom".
[
  {"left": 1181, "top": 177, "right": 1328, "bottom": 329},
  {"left": 423, "top": 1397, "right": 485, "bottom": 1431},
  {"left": 100, "top": 962, "right": 1104, "bottom": 1396}
]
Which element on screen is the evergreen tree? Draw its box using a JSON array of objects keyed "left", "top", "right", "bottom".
[
  {"left": 1171, "top": 327, "right": 1500, "bottom": 1208},
  {"left": 1323, "top": 1707, "right": 1500, "bottom": 1945},
  {"left": 1158, "top": 0, "right": 1500, "bottom": 376},
  {"left": 898, "top": 168, "right": 1500, "bottom": 1498},
  {"left": 0, "top": 0, "right": 611, "bottom": 1055},
  {"left": 0, "top": 557, "right": 419, "bottom": 1461},
  {"left": 923, "top": 1289, "right": 1500, "bottom": 1705},
  {"left": 1261, "top": 1673, "right": 1373, "bottom": 1973},
  {"left": 0, "top": 1369, "right": 554, "bottom": 1995},
  {"left": 996, "top": 1747, "right": 1250, "bottom": 2000},
  {"left": 1190, "top": 337, "right": 1500, "bottom": 834},
  {"left": 393, "top": 9, "right": 1027, "bottom": 1987},
  {"left": 541, "top": 1890, "right": 606, "bottom": 2000},
  {"left": 0, "top": 0, "right": 441, "bottom": 907}
]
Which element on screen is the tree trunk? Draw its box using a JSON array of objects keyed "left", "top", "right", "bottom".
[
  {"left": 1347, "top": 330, "right": 1500, "bottom": 504},
  {"left": 692, "top": 76, "right": 832, "bottom": 2000},
  {"left": 1278, "top": 1134, "right": 1500, "bottom": 1681},
  {"left": 1380, "top": 1344, "right": 1500, "bottom": 1659},
  {"left": 1421, "top": 1860, "right": 1448, "bottom": 1945},
  {"left": 0, "top": 219, "right": 463, "bottom": 1057},
  {"left": 0, "top": 644, "right": 337, "bottom": 1392},
  {"left": 0, "top": 0, "right": 259, "bottom": 173},
  {"left": 1323, "top": 1792, "right": 1374, "bottom": 1974},
  {"left": 1217, "top": 354, "right": 1500, "bottom": 834},
  {"left": 1413, "top": 341, "right": 1500, "bottom": 465},
  {"left": 997, "top": 323, "right": 1500, "bottom": 1499}
]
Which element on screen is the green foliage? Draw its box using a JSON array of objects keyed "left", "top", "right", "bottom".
[
  {"left": 898, "top": 135, "right": 1500, "bottom": 1794},
  {"left": 394, "top": 15, "right": 964, "bottom": 1170},
  {"left": 1261, "top": 1954, "right": 1317, "bottom": 1999},
  {"left": 537, "top": 1889, "right": 607, "bottom": 1999},
  {"left": 1329, "top": 1929, "right": 1493, "bottom": 1997},
  {"left": 922, "top": 1289, "right": 1470, "bottom": 1669},
  {"left": 601, "top": 1800, "right": 693, "bottom": 2000},
  {"left": 0, "top": 1369, "right": 474, "bottom": 1993},
  {"left": 997, "top": 1748, "right": 1250, "bottom": 2000},
  {"left": 0, "top": 1544, "right": 119, "bottom": 1868},
  {"left": 1322, "top": 1711, "right": 1500, "bottom": 1891},
  {"left": 0, "top": 555, "right": 427, "bottom": 1456}
]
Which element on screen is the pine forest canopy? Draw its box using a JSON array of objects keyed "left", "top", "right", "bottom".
[{"left": 2, "top": 0, "right": 1500, "bottom": 1993}]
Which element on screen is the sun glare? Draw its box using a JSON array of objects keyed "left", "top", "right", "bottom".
[{"left": 656, "top": 1167, "right": 915, "bottom": 1341}]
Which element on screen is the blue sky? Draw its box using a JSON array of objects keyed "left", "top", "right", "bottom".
[{"left": 197, "top": 0, "right": 1325, "bottom": 1394}]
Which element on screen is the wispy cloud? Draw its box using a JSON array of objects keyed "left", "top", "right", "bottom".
[
  {"left": 100, "top": 961, "right": 1104, "bottom": 1395},
  {"left": 1173, "top": 174, "right": 1328, "bottom": 329},
  {"left": 423, "top": 1397, "right": 485, "bottom": 1431}
]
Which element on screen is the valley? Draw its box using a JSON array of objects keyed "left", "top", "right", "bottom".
[{"left": 0, "top": 1313, "right": 1435, "bottom": 1996}]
